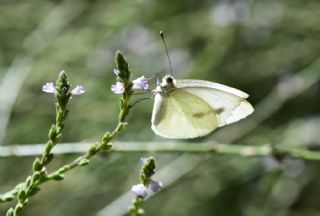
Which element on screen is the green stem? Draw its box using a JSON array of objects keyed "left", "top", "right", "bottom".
[
  {"left": 3, "top": 93, "right": 131, "bottom": 215},
  {"left": 129, "top": 157, "right": 156, "bottom": 215},
  {"left": 111, "top": 142, "right": 320, "bottom": 161},
  {"left": 3, "top": 52, "right": 134, "bottom": 216},
  {"left": 1, "top": 97, "right": 131, "bottom": 209},
  {"left": 45, "top": 105, "right": 131, "bottom": 181},
  {"left": 2, "top": 142, "right": 320, "bottom": 161},
  {"left": 129, "top": 197, "right": 144, "bottom": 216},
  {"left": 2, "top": 143, "right": 320, "bottom": 206},
  {"left": 4, "top": 72, "right": 72, "bottom": 216}
]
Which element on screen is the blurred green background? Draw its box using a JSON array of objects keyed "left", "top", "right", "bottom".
[{"left": 1, "top": 0, "right": 320, "bottom": 215}]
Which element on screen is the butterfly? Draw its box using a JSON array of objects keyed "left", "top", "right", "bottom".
[
  {"left": 150, "top": 31, "right": 254, "bottom": 139},
  {"left": 151, "top": 75, "right": 254, "bottom": 139}
]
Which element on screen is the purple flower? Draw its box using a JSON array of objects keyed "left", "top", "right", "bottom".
[
  {"left": 71, "top": 85, "right": 85, "bottom": 95},
  {"left": 139, "top": 157, "right": 148, "bottom": 164},
  {"left": 113, "top": 68, "right": 120, "bottom": 76},
  {"left": 111, "top": 82, "right": 125, "bottom": 94},
  {"left": 132, "top": 76, "right": 148, "bottom": 91},
  {"left": 42, "top": 82, "right": 85, "bottom": 96},
  {"left": 149, "top": 179, "right": 163, "bottom": 192},
  {"left": 42, "top": 82, "right": 56, "bottom": 94},
  {"left": 131, "top": 184, "right": 148, "bottom": 198}
]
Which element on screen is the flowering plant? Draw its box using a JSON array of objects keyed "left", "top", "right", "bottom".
[
  {"left": 1, "top": 51, "right": 160, "bottom": 216},
  {"left": 129, "top": 157, "right": 163, "bottom": 215}
]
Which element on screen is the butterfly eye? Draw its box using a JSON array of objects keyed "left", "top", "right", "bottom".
[{"left": 166, "top": 77, "right": 173, "bottom": 83}]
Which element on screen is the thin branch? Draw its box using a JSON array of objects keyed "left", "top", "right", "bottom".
[{"left": 1, "top": 142, "right": 320, "bottom": 161}]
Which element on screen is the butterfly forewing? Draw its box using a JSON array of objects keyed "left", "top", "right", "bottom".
[
  {"left": 151, "top": 89, "right": 218, "bottom": 139},
  {"left": 176, "top": 79, "right": 249, "bottom": 98}
]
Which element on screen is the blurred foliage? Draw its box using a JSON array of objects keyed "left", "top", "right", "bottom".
[{"left": 0, "top": 0, "right": 320, "bottom": 215}]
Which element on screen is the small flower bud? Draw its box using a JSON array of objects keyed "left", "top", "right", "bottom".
[
  {"left": 52, "top": 174, "right": 64, "bottom": 181},
  {"left": 15, "top": 203, "right": 24, "bottom": 215},
  {"left": 44, "top": 153, "right": 54, "bottom": 165},
  {"left": 2, "top": 195, "right": 14, "bottom": 202},
  {"left": 115, "top": 51, "right": 131, "bottom": 82},
  {"left": 89, "top": 143, "right": 98, "bottom": 155},
  {"left": 56, "top": 70, "right": 70, "bottom": 93},
  {"left": 28, "top": 187, "right": 40, "bottom": 197},
  {"left": 48, "top": 125, "right": 57, "bottom": 140},
  {"left": 32, "top": 172, "right": 41, "bottom": 182},
  {"left": 137, "top": 208, "right": 145, "bottom": 215},
  {"left": 142, "top": 157, "right": 156, "bottom": 177},
  {"left": 56, "top": 125, "right": 63, "bottom": 135},
  {"left": 18, "top": 190, "right": 26, "bottom": 202},
  {"left": 40, "top": 168, "right": 47, "bottom": 176},
  {"left": 102, "top": 132, "right": 111, "bottom": 143},
  {"left": 79, "top": 159, "right": 90, "bottom": 166},
  {"left": 6, "top": 207, "right": 14, "bottom": 216},
  {"left": 45, "top": 141, "right": 54, "bottom": 155},
  {"left": 128, "top": 206, "right": 135, "bottom": 213},
  {"left": 101, "top": 143, "right": 112, "bottom": 151},
  {"left": 26, "top": 176, "right": 32, "bottom": 187},
  {"left": 117, "top": 122, "right": 128, "bottom": 131},
  {"left": 33, "top": 158, "right": 42, "bottom": 172}
]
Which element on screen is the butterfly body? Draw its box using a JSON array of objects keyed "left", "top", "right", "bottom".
[{"left": 151, "top": 75, "right": 254, "bottom": 139}]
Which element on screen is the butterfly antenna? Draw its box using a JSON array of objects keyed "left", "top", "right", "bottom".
[{"left": 160, "top": 31, "right": 173, "bottom": 76}]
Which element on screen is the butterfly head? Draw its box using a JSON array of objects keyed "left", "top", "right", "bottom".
[{"left": 155, "top": 75, "right": 176, "bottom": 95}]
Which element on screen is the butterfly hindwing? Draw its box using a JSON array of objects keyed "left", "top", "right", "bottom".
[{"left": 177, "top": 80, "right": 254, "bottom": 127}]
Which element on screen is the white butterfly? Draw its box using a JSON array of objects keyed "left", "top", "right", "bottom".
[{"left": 151, "top": 75, "right": 254, "bottom": 139}]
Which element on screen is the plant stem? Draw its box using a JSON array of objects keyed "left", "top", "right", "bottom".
[
  {"left": 4, "top": 92, "right": 131, "bottom": 215},
  {"left": 2, "top": 142, "right": 319, "bottom": 203},
  {"left": 112, "top": 142, "right": 320, "bottom": 161},
  {"left": 4, "top": 72, "right": 74, "bottom": 216},
  {"left": 129, "top": 157, "right": 157, "bottom": 216},
  {"left": 2, "top": 142, "right": 320, "bottom": 161},
  {"left": 3, "top": 51, "right": 135, "bottom": 215},
  {"left": 45, "top": 97, "right": 131, "bottom": 181},
  {"left": 129, "top": 197, "right": 144, "bottom": 216}
]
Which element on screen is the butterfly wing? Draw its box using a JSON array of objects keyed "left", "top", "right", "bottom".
[
  {"left": 176, "top": 79, "right": 249, "bottom": 98},
  {"left": 151, "top": 89, "right": 219, "bottom": 139},
  {"left": 176, "top": 79, "right": 254, "bottom": 127}
]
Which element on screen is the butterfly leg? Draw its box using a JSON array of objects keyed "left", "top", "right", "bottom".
[{"left": 129, "top": 96, "right": 153, "bottom": 109}]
